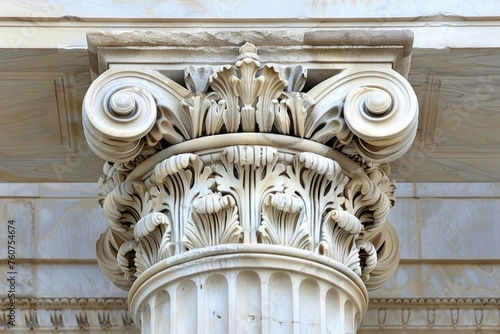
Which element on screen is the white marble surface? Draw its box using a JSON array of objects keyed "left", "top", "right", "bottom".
[
  {"left": 40, "top": 183, "right": 100, "bottom": 197},
  {"left": 0, "top": 200, "right": 34, "bottom": 259},
  {"left": 1, "top": 0, "right": 500, "bottom": 52},
  {"left": 0, "top": 263, "right": 34, "bottom": 298},
  {"left": 420, "top": 198, "right": 500, "bottom": 259},
  {"left": 2, "top": 0, "right": 500, "bottom": 20},
  {"left": 371, "top": 263, "right": 500, "bottom": 299},
  {"left": 38, "top": 198, "right": 106, "bottom": 259},
  {"left": 387, "top": 199, "right": 418, "bottom": 259},
  {"left": 36, "top": 264, "right": 128, "bottom": 298},
  {"left": 0, "top": 183, "right": 38, "bottom": 197},
  {"left": 394, "top": 182, "right": 414, "bottom": 198},
  {"left": 416, "top": 182, "right": 500, "bottom": 197}
]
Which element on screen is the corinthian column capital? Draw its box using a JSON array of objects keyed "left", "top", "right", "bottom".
[{"left": 83, "top": 30, "right": 417, "bottom": 333}]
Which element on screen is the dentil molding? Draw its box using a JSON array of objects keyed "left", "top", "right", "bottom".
[
  {"left": 83, "top": 30, "right": 418, "bottom": 333},
  {"left": 3, "top": 297, "right": 499, "bottom": 332},
  {"left": 0, "top": 298, "right": 135, "bottom": 331}
]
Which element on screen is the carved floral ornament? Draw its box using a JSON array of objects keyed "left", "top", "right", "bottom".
[{"left": 83, "top": 42, "right": 418, "bottom": 292}]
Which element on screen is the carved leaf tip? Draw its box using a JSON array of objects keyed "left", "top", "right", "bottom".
[
  {"left": 328, "top": 210, "right": 362, "bottom": 235},
  {"left": 192, "top": 193, "right": 236, "bottom": 215},
  {"left": 238, "top": 42, "right": 259, "bottom": 61},
  {"left": 279, "top": 65, "right": 307, "bottom": 93},
  {"left": 151, "top": 153, "right": 199, "bottom": 184},
  {"left": 264, "top": 193, "right": 303, "bottom": 213},
  {"left": 134, "top": 212, "right": 170, "bottom": 239},
  {"left": 184, "top": 65, "right": 215, "bottom": 93}
]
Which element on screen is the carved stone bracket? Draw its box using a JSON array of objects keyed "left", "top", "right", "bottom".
[{"left": 83, "top": 30, "right": 418, "bottom": 333}]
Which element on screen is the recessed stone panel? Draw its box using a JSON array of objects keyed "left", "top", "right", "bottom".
[
  {"left": 370, "top": 263, "right": 500, "bottom": 299},
  {"left": 420, "top": 199, "right": 500, "bottom": 259},
  {"left": 0, "top": 73, "right": 70, "bottom": 149},
  {"left": 417, "top": 183, "right": 500, "bottom": 197},
  {"left": 387, "top": 198, "right": 419, "bottom": 259},
  {"left": 37, "top": 198, "right": 107, "bottom": 259},
  {"left": 39, "top": 182, "right": 99, "bottom": 197},
  {"left": 0, "top": 183, "right": 38, "bottom": 197},
  {"left": 36, "top": 263, "right": 128, "bottom": 298},
  {"left": 0, "top": 200, "right": 34, "bottom": 259}
]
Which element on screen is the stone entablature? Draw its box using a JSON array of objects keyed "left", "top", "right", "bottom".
[{"left": 83, "top": 31, "right": 418, "bottom": 333}]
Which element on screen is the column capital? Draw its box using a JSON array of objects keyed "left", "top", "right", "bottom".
[{"left": 84, "top": 30, "right": 417, "bottom": 333}]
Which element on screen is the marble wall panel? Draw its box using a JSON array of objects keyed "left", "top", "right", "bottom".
[
  {"left": 420, "top": 199, "right": 500, "bottom": 259},
  {"left": 417, "top": 183, "right": 500, "bottom": 197},
  {"left": 395, "top": 182, "right": 414, "bottom": 198},
  {"left": 0, "top": 183, "right": 38, "bottom": 197},
  {"left": 36, "top": 264, "right": 128, "bottom": 298},
  {"left": 370, "top": 263, "right": 500, "bottom": 299},
  {"left": 387, "top": 198, "right": 419, "bottom": 259},
  {"left": 0, "top": 263, "right": 34, "bottom": 298},
  {"left": 40, "top": 183, "right": 99, "bottom": 198},
  {"left": 37, "top": 198, "right": 106, "bottom": 259},
  {"left": 0, "top": 199, "right": 35, "bottom": 259}
]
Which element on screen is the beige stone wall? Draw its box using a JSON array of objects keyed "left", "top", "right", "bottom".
[{"left": 1, "top": 182, "right": 499, "bottom": 332}]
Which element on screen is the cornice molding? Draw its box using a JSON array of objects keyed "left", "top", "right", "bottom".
[
  {"left": 363, "top": 298, "right": 500, "bottom": 330},
  {"left": 0, "top": 298, "right": 135, "bottom": 331},
  {"left": 2, "top": 297, "right": 498, "bottom": 331},
  {"left": 369, "top": 297, "right": 500, "bottom": 307},
  {"left": 87, "top": 29, "right": 413, "bottom": 80},
  {"left": 0, "top": 297, "right": 129, "bottom": 309}
]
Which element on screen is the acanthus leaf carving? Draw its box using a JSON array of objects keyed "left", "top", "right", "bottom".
[
  {"left": 258, "top": 192, "right": 311, "bottom": 250},
  {"left": 214, "top": 146, "right": 286, "bottom": 242},
  {"left": 102, "top": 180, "right": 151, "bottom": 232},
  {"left": 117, "top": 239, "right": 138, "bottom": 282},
  {"left": 147, "top": 103, "right": 190, "bottom": 146},
  {"left": 184, "top": 65, "right": 214, "bottom": 93},
  {"left": 233, "top": 45, "right": 263, "bottom": 132},
  {"left": 96, "top": 228, "right": 135, "bottom": 290},
  {"left": 148, "top": 153, "right": 214, "bottom": 255},
  {"left": 255, "top": 64, "right": 288, "bottom": 132},
  {"left": 284, "top": 152, "right": 348, "bottom": 246},
  {"left": 180, "top": 95, "right": 226, "bottom": 138},
  {"left": 134, "top": 212, "right": 174, "bottom": 276},
  {"left": 209, "top": 65, "right": 240, "bottom": 133},
  {"left": 184, "top": 193, "right": 242, "bottom": 250},
  {"left": 279, "top": 65, "right": 307, "bottom": 93},
  {"left": 305, "top": 99, "right": 350, "bottom": 144},
  {"left": 204, "top": 99, "right": 226, "bottom": 136},
  {"left": 356, "top": 240, "right": 378, "bottom": 282},
  {"left": 343, "top": 176, "right": 391, "bottom": 235},
  {"left": 273, "top": 92, "right": 316, "bottom": 137},
  {"left": 317, "top": 209, "right": 362, "bottom": 273}
]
